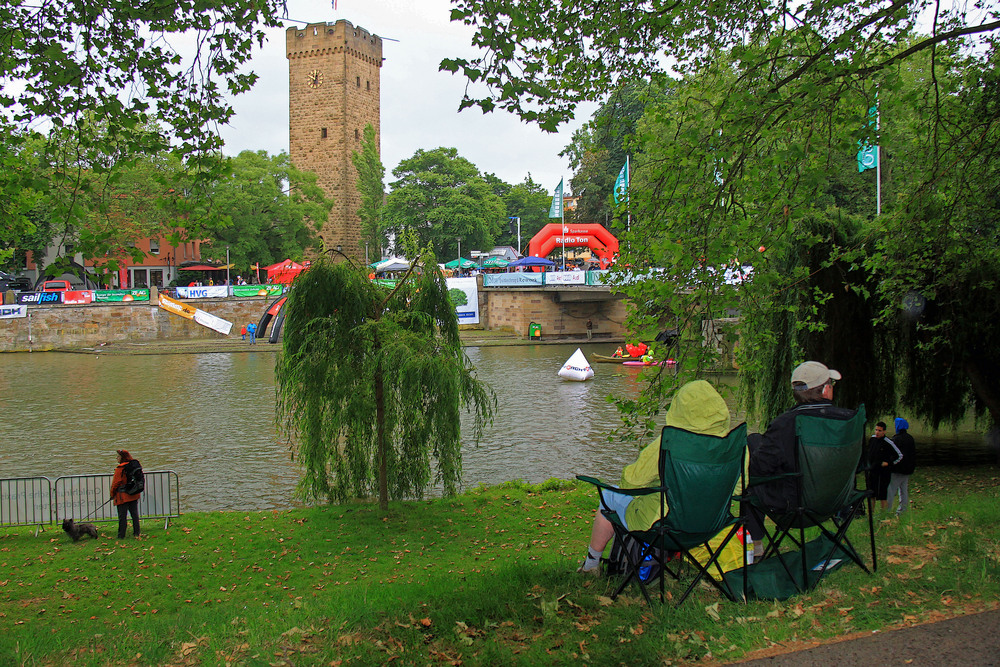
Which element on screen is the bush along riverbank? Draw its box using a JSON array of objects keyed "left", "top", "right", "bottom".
[{"left": 1, "top": 467, "right": 998, "bottom": 666}]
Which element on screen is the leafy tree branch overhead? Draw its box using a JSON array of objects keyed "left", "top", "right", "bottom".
[
  {"left": 443, "top": 0, "right": 1000, "bottom": 451},
  {"left": 2, "top": 0, "right": 285, "bottom": 161},
  {"left": 442, "top": 0, "right": 999, "bottom": 130}
]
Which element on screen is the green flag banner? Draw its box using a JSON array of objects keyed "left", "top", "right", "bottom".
[
  {"left": 548, "top": 178, "right": 564, "bottom": 218},
  {"left": 857, "top": 103, "right": 878, "bottom": 172},
  {"left": 614, "top": 161, "right": 628, "bottom": 204}
]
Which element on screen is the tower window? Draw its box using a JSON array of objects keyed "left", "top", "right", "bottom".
[
  {"left": 354, "top": 129, "right": 360, "bottom": 140},
  {"left": 366, "top": 80, "right": 370, "bottom": 91},
  {"left": 356, "top": 76, "right": 360, "bottom": 87},
  {"left": 321, "top": 127, "right": 327, "bottom": 138}
]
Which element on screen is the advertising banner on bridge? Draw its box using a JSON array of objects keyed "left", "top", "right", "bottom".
[
  {"left": 158, "top": 294, "right": 233, "bottom": 336},
  {"left": 15, "top": 292, "right": 62, "bottom": 305},
  {"left": 175, "top": 285, "right": 229, "bottom": 299},
  {"left": 545, "top": 271, "right": 587, "bottom": 285},
  {"left": 93, "top": 289, "right": 150, "bottom": 302},
  {"left": 0, "top": 304, "right": 27, "bottom": 319},
  {"left": 586, "top": 270, "right": 611, "bottom": 286},
  {"left": 484, "top": 273, "right": 545, "bottom": 287},
  {"left": 232, "top": 284, "right": 284, "bottom": 298},
  {"left": 62, "top": 290, "right": 94, "bottom": 305},
  {"left": 446, "top": 277, "right": 479, "bottom": 324}
]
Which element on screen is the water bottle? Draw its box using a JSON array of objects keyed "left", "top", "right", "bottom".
[{"left": 745, "top": 534, "right": 755, "bottom": 565}]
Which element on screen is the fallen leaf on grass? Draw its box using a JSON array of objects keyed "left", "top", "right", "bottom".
[
  {"left": 705, "top": 603, "right": 720, "bottom": 622},
  {"left": 597, "top": 596, "right": 614, "bottom": 607}
]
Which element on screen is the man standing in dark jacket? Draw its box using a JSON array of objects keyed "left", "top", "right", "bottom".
[
  {"left": 886, "top": 417, "right": 916, "bottom": 516},
  {"left": 870, "top": 421, "right": 902, "bottom": 511},
  {"left": 746, "top": 361, "right": 857, "bottom": 546}
]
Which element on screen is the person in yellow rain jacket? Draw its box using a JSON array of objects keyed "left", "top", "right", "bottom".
[{"left": 577, "top": 380, "right": 732, "bottom": 573}]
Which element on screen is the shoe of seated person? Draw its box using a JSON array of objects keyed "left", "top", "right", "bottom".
[{"left": 576, "top": 560, "right": 601, "bottom": 575}]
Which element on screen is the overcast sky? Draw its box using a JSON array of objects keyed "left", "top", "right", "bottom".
[{"left": 218, "top": 0, "right": 596, "bottom": 194}]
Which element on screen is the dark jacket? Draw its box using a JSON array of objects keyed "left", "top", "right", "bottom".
[
  {"left": 891, "top": 429, "right": 916, "bottom": 475},
  {"left": 871, "top": 435, "right": 902, "bottom": 468},
  {"left": 748, "top": 401, "right": 857, "bottom": 512}
]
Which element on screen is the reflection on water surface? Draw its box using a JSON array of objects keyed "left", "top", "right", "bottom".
[{"left": 0, "top": 345, "right": 992, "bottom": 513}]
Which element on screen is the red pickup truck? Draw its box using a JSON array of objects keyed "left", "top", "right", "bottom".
[{"left": 41, "top": 280, "right": 72, "bottom": 292}]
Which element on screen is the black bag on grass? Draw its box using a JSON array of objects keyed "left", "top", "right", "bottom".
[{"left": 603, "top": 533, "right": 662, "bottom": 581}]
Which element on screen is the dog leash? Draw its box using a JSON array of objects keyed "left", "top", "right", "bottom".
[{"left": 81, "top": 497, "right": 113, "bottom": 520}]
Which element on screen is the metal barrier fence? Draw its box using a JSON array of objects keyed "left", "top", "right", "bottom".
[
  {"left": 0, "top": 476, "right": 53, "bottom": 535},
  {"left": 1, "top": 471, "right": 180, "bottom": 533}
]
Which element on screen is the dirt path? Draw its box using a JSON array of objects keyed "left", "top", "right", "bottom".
[{"left": 728, "top": 607, "right": 1000, "bottom": 666}]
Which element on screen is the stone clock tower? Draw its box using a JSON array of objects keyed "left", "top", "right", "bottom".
[{"left": 287, "top": 20, "right": 383, "bottom": 260}]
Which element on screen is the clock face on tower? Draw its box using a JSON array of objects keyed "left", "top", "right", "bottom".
[{"left": 307, "top": 69, "right": 323, "bottom": 88}]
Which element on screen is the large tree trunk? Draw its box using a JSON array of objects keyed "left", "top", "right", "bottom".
[{"left": 964, "top": 359, "right": 1000, "bottom": 464}]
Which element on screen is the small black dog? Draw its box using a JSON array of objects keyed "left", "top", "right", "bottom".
[{"left": 62, "top": 519, "right": 99, "bottom": 542}]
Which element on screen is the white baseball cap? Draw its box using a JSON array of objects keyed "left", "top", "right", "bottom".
[{"left": 791, "top": 361, "right": 841, "bottom": 390}]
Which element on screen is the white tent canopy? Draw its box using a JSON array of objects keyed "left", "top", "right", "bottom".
[{"left": 372, "top": 257, "right": 410, "bottom": 273}]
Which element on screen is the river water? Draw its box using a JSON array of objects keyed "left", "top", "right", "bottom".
[{"left": 0, "top": 345, "right": 992, "bottom": 513}]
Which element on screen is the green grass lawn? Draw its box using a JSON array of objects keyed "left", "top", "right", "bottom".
[{"left": 2, "top": 467, "right": 998, "bottom": 666}]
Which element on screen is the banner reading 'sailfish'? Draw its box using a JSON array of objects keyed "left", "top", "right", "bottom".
[{"left": 158, "top": 294, "right": 233, "bottom": 335}]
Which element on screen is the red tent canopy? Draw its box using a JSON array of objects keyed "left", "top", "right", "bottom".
[{"left": 265, "top": 259, "right": 306, "bottom": 284}]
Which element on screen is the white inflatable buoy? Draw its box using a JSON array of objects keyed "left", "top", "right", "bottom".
[{"left": 558, "top": 348, "right": 595, "bottom": 381}]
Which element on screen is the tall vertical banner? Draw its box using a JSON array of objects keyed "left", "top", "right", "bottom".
[
  {"left": 613, "top": 159, "right": 629, "bottom": 205},
  {"left": 548, "top": 178, "right": 564, "bottom": 218},
  {"left": 857, "top": 100, "right": 881, "bottom": 215},
  {"left": 857, "top": 103, "right": 879, "bottom": 172}
]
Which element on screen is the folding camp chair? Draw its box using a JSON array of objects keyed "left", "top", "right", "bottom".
[
  {"left": 577, "top": 423, "right": 748, "bottom": 606},
  {"left": 745, "top": 405, "right": 876, "bottom": 596}
]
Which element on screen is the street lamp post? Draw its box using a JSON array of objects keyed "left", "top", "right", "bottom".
[
  {"left": 456, "top": 237, "right": 463, "bottom": 266},
  {"left": 226, "top": 246, "right": 231, "bottom": 289}
]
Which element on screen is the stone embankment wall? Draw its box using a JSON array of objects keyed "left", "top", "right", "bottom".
[
  {"left": 0, "top": 287, "right": 630, "bottom": 352},
  {"left": 0, "top": 297, "right": 272, "bottom": 352},
  {"left": 480, "top": 289, "right": 628, "bottom": 339}
]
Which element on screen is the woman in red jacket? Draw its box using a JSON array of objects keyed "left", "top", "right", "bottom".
[{"left": 111, "top": 449, "right": 142, "bottom": 538}]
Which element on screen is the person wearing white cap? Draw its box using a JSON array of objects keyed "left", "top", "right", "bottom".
[{"left": 745, "top": 361, "right": 857, "bottom": 547}]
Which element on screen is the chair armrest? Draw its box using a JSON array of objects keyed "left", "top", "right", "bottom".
[
  {"left": 575, "top": 475, "right": 663, "bottom": 496},
  {"left": 746, "top": 471, "right": 801, "bottom": 488}
]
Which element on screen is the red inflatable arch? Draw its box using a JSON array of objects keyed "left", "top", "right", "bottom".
[{"left": 527, "top": 224, "right": 619, "bottom": 268}]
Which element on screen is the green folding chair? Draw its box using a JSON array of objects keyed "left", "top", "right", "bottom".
[
  {"left": 577, "top": 423, "right": 748, "bottom": 606},
  {"left": 745, "top": 405, "right": 876, "bottom": 596}
]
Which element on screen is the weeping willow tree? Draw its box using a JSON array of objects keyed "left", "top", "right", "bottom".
[{"left": 276, "top": 254, "right": 496, "bottom": 511}]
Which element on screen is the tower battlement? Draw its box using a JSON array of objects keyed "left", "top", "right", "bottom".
[{"left": 286, "top": 20, "right": 383, "bottom": 65}]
